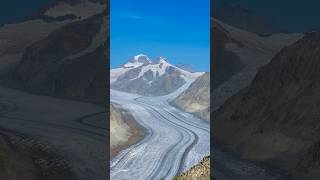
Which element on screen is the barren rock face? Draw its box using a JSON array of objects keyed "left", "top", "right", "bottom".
[
  {"left": 212, "top": 20, "right": 244, "bottom": 90},
  {"left": 110, "top": 104, "right": 132, "bottom": 149},
  {"left": 110, "top": 103, "right": 144, "bottom": 158},
  {"left": 174, "top": 156, "right": 210, "bottom": 180},
  {"left": 211, "top": 19, "right": 302, "bottom": 111},
  {"left": 173, "top": 73, "right": 210, "bottom": 121},
  {"left": 213, "top": 32, "right": 320, "bottom": 179},
  {"left": 9, "top": 10, "right": 108, "bottom": 105}
]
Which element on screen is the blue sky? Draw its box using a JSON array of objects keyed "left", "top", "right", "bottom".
[{"left": 110, "top": 0, "right": 210, "bottom": 71}]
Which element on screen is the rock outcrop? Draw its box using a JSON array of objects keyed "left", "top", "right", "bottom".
[
  {"left": 173, "top": 73, "right": 210, "bottom": 121},
  {"left": 211, "top": 18, "right": 302, "bottom": 111},
  {"left": 174, "top": 156, "right": 210, "bottom": 180},
  {"left": 110, "top": 103, "right": 144, "bottom": 158}
]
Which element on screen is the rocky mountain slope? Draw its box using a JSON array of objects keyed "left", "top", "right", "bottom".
[
  {"left": 213, "top": 32, "right": 320, "bottom": 180},
  {"left": 0, "top": 135, "right": 36, "bottom": 180},
  {"left": 211, "top": 18, "right": 302, "bottom": 111},
  {"left": 212, "top": 20, "right": 244, "bottom": 90},
  {"left": 0, "top": 1, "right": 108, "bottom": 105},
  {"left": 172, "top": 73, "right": 210, "bottom": 121},
  {"left": 0, "top": 1, "right": 108, "bottom": 179},
  {"left": 111, "top": 55, "right": 203, "bottom": 96},
  {"left": 0, "top": 129, "right": 78, "bottom": 180},
  {"left": 0, "top": 0, "right": 106, "bottom": 74},
  {"left": 110, "top": 103, "right": 144, "bottom": 158},
  {"left": 174, "top": 156, "right": 210, "bottom": 180}
]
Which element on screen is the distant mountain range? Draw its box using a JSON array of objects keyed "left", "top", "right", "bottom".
[{"left": 111, "top": 54, "right": 203, "bottom": 96}]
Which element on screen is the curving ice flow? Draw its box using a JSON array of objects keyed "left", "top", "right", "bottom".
[{"left": 110, "top": 80, "right": 210, "bottom": 180}]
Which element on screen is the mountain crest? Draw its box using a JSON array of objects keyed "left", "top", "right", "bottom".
[
  {"left": 123, "top": 54, "right": 151, "bottom": 68},
  {"left": 131, "top": 54, "right": 151, "bottom": 64},
  {"left": 156, "top": 57, "right": 169, "bottom": 64},
  {"left": 112, "top": 54, "right": 203, "bottom": 96}
]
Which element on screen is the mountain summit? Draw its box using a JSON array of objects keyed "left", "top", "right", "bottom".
[
  {"left": 124, "top": 54, "right": 152, "bottom": 68},
  {"left": 111, "top": 54, "right": 203, "bottom": 96}
]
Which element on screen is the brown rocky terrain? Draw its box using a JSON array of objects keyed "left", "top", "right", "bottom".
[
  {"left": 174, "top": 156, "right": 210, "bottom": 180},
  {"left": 213, "top": 32, "right": 320, "bottom": 179},
  {"left": 0, "top": 134, "right": 36, "bottom": 180},
  {"left": 173, "top": 73, "right": 210, "bottom": 121},
  {"left": 110, "top": 104, "right": 145, "bottom": 159},
  {"left": 0, "top": 131, "right": 77, "bottom": 180}
]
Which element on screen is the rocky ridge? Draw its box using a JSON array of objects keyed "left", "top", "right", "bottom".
[
  {"left": 111, "top": 55, "right": 203, "bottom": 96},
  {"left": 213, "top": 31, "right": 320, "bottom": 180},
  {"left": 172, "top": 72, "right": 210, "bottom": 121}
]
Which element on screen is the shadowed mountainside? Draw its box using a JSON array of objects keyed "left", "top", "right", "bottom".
[
  {"left": 211, "top": 18, "right": 302, "bottom": 111},
  {"left": 0, "top": 1, "right": 109, "bottom": 179},
  {"left": 5, "top": 9, "right": 108, "bottom": 105},
  {"left": 213, "top": 32, "right": 320, "bottom": 180},
  {"left": 212, "top": 20, "right": 244, "bottom": 90}
]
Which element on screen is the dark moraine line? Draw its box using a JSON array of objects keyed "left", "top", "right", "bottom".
[
  {"left": 0, "top": 99, "right": 107, "bottom": 141},
  {"left": 143, "top": 108, "right": 186, "bottom": 180},
  {"left": 0, "top": 115, "right": 107, "bottom": 142},
  {"left": 109, "top": 101, "right": 186, "bottom": 178},
  {"left": 74, "top": 111, "right": 107, "bottom": 130},
  {"left": 135, "top": 98, "right": 209, "bottom": 133},
  {"left": 135, "top": 100, "right": 200, "bottom": 178},
  {"left": 164, "top": 109, "right": 209, "bottom": 133}
]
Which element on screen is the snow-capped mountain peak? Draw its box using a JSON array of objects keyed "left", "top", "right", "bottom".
[
  {"left": 132, "top": 54, "right": 151, "bottom": 64},
  {"left": 156, "top": 57, "right": 168, "bottom": 64},
  {"left": 123, "top": 54, "right": 151, "bottom": 68},
  {"left": 111, "top": 54, "right": 204, "bottom": 96}
]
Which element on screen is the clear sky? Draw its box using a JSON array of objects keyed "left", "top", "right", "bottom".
[{"left": 110, "top": 0, "right": 210, "bottom": 71}]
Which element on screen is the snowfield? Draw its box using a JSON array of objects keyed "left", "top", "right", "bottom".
[{"left": 110, "top": 80, "right": 210, "bottom": 180}]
